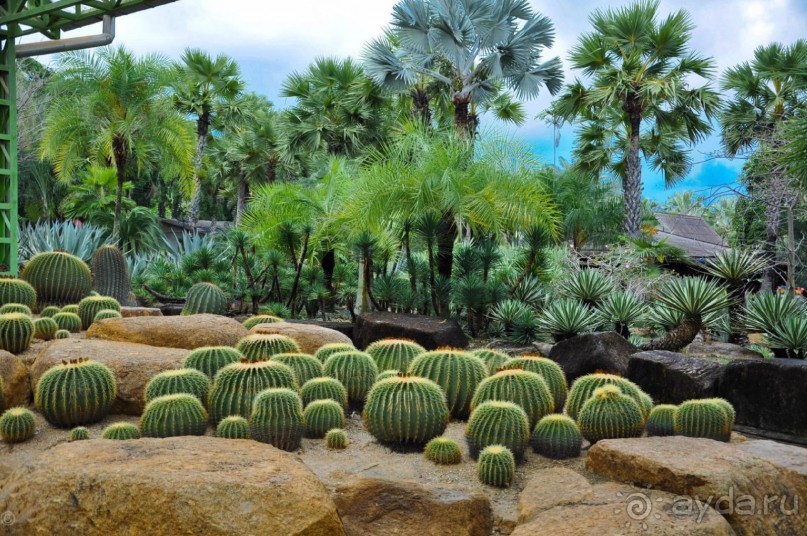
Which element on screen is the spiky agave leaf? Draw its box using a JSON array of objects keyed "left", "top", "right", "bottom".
[
  {"left": 704, "top": 249, "right": 767, "bottom": 286},
  {"left": 539, "top": 298, "right": 597, "bottom": 341},
  {"left": 596, "top": 291, "right": 646, "bottom": 334},
  {"left": 742, "top": 292, "right": 805, "bottom": 335},
  {"left": 768, "top": 316, "right": 807, "bottom": 359},
  {"left": 561, "top": 269, "right": 613, "bottom": 308},
  {"left": 654, "top": 277, "right": 730, "bottom": 323}
]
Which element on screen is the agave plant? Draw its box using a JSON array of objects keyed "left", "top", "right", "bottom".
[
  {"left": 646, "top": 304, "right": 685, "bottom": 332},
  {"left": 561, "top": 269, "right": 614, "bottom": 308},
  {"left": 596, "top": 291, "right": 646, "bottom": 339},
  {"left": 19, "top": 220, "right": 112, "bottom": 263},
  {"left": 768, "top": 316, "right": 807, "bottom": 359},
  {"left": 743, "top": 292, "right": 805, "bottom": 335},
  {"left": 704, "top": 249, "right": 767, "bottom": 341},
  {"left": 489, "top": 299, "right": 534, "bottom": 340},
  {"left": 539, "top": 298, "right": 598, "bottom": 342}
]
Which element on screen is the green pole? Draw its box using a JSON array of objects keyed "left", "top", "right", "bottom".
[{"left": 0, "top": 16, "right": 18, "bottom": 276}]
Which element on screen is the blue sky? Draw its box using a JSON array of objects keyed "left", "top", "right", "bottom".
[{"left": 26, "top": 0, "right": 807, "bottom": 202}]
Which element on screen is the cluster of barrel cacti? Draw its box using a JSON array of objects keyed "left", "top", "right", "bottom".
[
  {"left": 531, "top": 414, "right": 581, "bottom": 459},
  {"left": 33, "top": 317, "right": 58, "bottom": 340},
  {"left": 303, "top": 399, "right": 345, "bottom": 438},
  {"left": 91, "top": 245, "right": 132, "bottom": 305},
  {"left": 183, "top": 346, "right": 243, "bottom": 379},
  {"left": 77, "top": 295, "right": 121, "bottom": 330},
  {"left": 272, "top": 353, "right": 323, "bottom": 386},
  {"left": 673, "top": 398, "right": 735, "bottom": 442},
  {"left": 249, "top": 388, "right": 304, "bottom": 451},
  {"left": 208, "top": 360, "right": 296, "bottom": 423}
]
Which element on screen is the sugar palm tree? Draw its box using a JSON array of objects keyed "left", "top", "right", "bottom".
[
  {"left": 664, "top": 191, "right": 706, "bottom": 216},
  {"left": 547, "top": 0, "right": 720, "bottom": 238}
]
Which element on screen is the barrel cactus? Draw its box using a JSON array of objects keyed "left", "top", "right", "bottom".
[
  {"left": 408, "top": 348, "right": 487, "bottom": 419},
  {"left": 0, "top": 303, "right": 31, "bottom": 316},
  {"left": 362, "top": 375, "right": 449, "bottom": 445},
  {"left": 646, "top": 404, "right": 678, "bottom": 437},
  {"left": 424, "top": 437, "right": 462, "bottom": 465},
  {"left": 323, "top": 350, "right": 378, "bottom": 404},
  {"left": 91, "top": 245, "right": 131, "bottom": 304},
  {"left": 708, "top": 397, "right": 736, "bottom": 432},
  {"left": 272, "top": 353, "right": 323, "bottom": 386},
  {"left": 35, "top": 358, "right": 116, "bottom": 427},
  {"left": 101, "top": 422, "right": 140, "bottom": 440},
  {"left": 325, "top": 428, "right": 348, "bottom": 449},
  {"left": 40, "top": 306, "right": 61, "bottom": 318},
  {"left": 673, "top": 399, "right": 733, "bottom": 442},
  {"left": 236, "top": 334, "right": 301, "bottom": 362},
  {"left": 217, "top": 415, "right": 250, "bottom": 439},
  {"left": 471, "top": 368, "right": 554, "bottom": 428},
  {"left": 33, "top": 317, "right": 58, "bottom": 340},
  {"left": 0, "top": 407, "right": 36, "bottom": 443},
  {"left": 565, "top": 373, "right": 650, "bottom": 420},
  {"left": 531, "top": 414, "right": 582, "bottom": 459},
  {"left": 242, "top": 314, "right": 283, "bottom": 330},
  {"left": 140, "top": 393, "right": 208, "bottom": 438},
  {"left": 577, "top": 385, "right": 645, "bottom": 444},
  {"left": 182, "top": 282, "right": 228, "bottom": 315},
  {"left": 55, "top": 329, "right": 70, "bottom": 339},
  {"left": 21, "top": 251, "right": 92, "bottom": 308},
  {"left": 303, "top": 399, "right": 345, "bottom": 438},
  {"left": 78, "top": 295, "right": 121, "bottom": 330},
  {"left": 0, "top": 278, "right": 36, "bottom": 309},
  {"left": 375, "top": 369, "right": 399, "bottom": 382},
  {"left": 465, "top": 401, "right": 530, "bottom": 459},
  {"left": 249, "top": 387, "right": 304, "bottom": 451},
  {"left": 471, "top": 349, "right": 511, "bottom": 375},
  {"left": 69, "top": 426, "right": 90, "bottom": 441},
  {"left": 53, "top": 312, "right": 81, "bottom": 333},
  {"left": 0, "top": 313, "right": 34, "bottom": 354},
  {"left": 365, "top": 338, "right": 425, "bottom": 373},
  {"left": 183, "top": 346, "right": 243, "bottom": 380},
  {"left": 315, "top": 342, "right": 355, "bottom": 363},
  {"left": 505, "top": 355, "right": 568, "bottom": 411},
  {"left": 94, "top": 309, "right": 122, "bottom": 322},
  {"left": 61, "top": 305, "right": 79, "bottom": 315},
  {"left": 300, "top": 377, "right": 348, "bottom": 409},
  {"left": 478, "top": 445, "right": 515, "bottom": 488},
  {"left": 208, "top": 360, "right": 296, "bottom": 424},
  {"left": 144, "top": 368, "right": 210, "bottom": 405}
]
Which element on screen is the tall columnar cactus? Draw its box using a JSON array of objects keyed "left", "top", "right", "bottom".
[
  {"left": 325, "top": 428, "right": 348, "bottom": 449},
  {"left": 91, "top": 245, "right": 132, "bottom": 305},
  {"left": 577, "top": 385, "right": 645, "bottom": 444},
  {"left": 465, "top": 401, "right": 530, "bottom": 459},
  {"left": 471, "top": 368, "right": 554, "bottom": 428},
  {"left": 33, "top": 317, "right": 59, "bottom": 341},
  {"left": 565, "top": 373, "right": 650, "bottom": 420},
  {"left": 315, "top": 342, "right": 356, "bottom": 363},
  {"left": 362, "top": 375, "right": 449, "bottom": 445},
  {"left": 242, "top": 315, "right": 283, "bottom": 330},
  {"left": 673, "top": 399, "right": 733, "bottom": 442},
  {"left": 504, "top": 355, "right": 568, "bottom": 411},
  {"left": 140, "top": 393, "right": 208, "bottom": 437},
  {"left": 101, "top": 422, "right": 141, "bottom": 440},
  {"left": 0, "top": 407, "right": 36, "bottom": 443},
  {"left": 69, "top": 426, "right": 90, "bottom": 441},
  {"left": 217, "top": 415, "right": 250, "bottom": 439},
  {"left": 20, "top": 251, "right": 92, "bottom": 308},
  {"left": 55, "top": 329, "right": 70, "bottom": 340},
  {"left": 477, "top": 445, "right": 515, "bottom": 488},
  {"left": 183, "top": 346, "right": 243, "bottom": 380},
  {"left": 365, "top": 339, "right": 425, "bottom": 373},
  {"left": 40, "top": 306, "right": 61, "bottom": 318},
  {"left": 472, "top": 349, "right": 511, "bottom": 375},
  {"left": 646, "top": 404, "right": 678, "bottom": 437},
  {"left": 272, "top": 353, "right": 324, "bottom": 386},
  {"left": 35, "top": 358, "right": 116, "bottom": 427},
  {"left": 531, "top": 414, "right": 582, "bottom": 459},
  {"left": 182, "top": 282, "right": 228, "bottom": 316},
  {"left": 144, "top": 368, "right": 210, "bottom": 405},
  {"left": 53, "top": 312, "right": 82, "bottom": 333},
  {"left": 94, "top": 309, "right": 122, "bottom": 322},
  {"left": 0, "top": 313, "right": 34, "bottom": 354},
  {"left": 236, "top": 334, "right": 301, "bottom": 362},
  {"left": 424, "top": 437, "right": 462, "bottom": 465},
  {"left": 300, "top": 377, "right": 349, "bottom": 409},
  {"left": 409, "top": 349, "right": 487, "bottom": 419},
  {"left": 303, "top": 399, "right": 345, "bottom": 438},
  {"left": 0, "top": 278, "right": 36, "bottom": 309},
  {"left": 249, "top": 388, "right": 304, "bottom": 451},
  {"left": 78, "top": 295, "right": 121, "bottom": 330},
  {"left": 208, "top": 360, "right": 296, "bottom": 424},
  {"left": 0, "top": 303, "right": 32, "bottom": 316},
  {"left": 324, "top": 350, "right": 379, "bottom": 404}
]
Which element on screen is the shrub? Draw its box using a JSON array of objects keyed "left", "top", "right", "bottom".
[
  {"left": 216, "top": 415, "right": 250, "bottom": 439},
  {"left": 272, "top": 353, "right": 323, "bottom": 386},
  {"left": 101, "top": 422, "right": 140, "bottom": 440},
  {"left": 408, "top": 349, "right": 487, "bottom": 419},
  {"left": 78, "top": 295, "right": 121, "bottom": 330},
  {"left": 465, "top": 401, "right": 530, "bottom": 459},
  {"left": 646, "top": 404, "right": 677, "bottom": 436},
  {"left": 140, "top": 393, "right": 208, "bottom": 438},
  {"left": 365, "top": 339, "right": 425, "bottom": 373},
  {"left": 144, "top": 368, "right": 210, "bottom": 405},
  {"left": 0, "top": 407, "right": 36, "bottom": 443},
  {"left": 0, "top": 278, "right": 36, "bottom": 309},
  {"left": 33, "top": 317, "right": 58, "bottom": 341},
  {"left": 236, "top": 334, "right": 301, "bottom": 362},
  {"left": 471, "top": 368, "right": 554, "bottom": 428},
  {"left": 531, "top": 414, "right": 581, "bottom": 459},
  {"left": 477, "top": 445, "right": 515, "bottom": 488},
  {"left": 504, "top": 355, "right": 568, "bottom": 411},
  {"left": 0, "top": 313, "right": 34, "bottom": 353},
  {"left": 20, "top": 251, "right": 92, "bottom": 308},
  {"left": 208, "top": 360, "right": 295, "bottom": 424},
  {"left": 325, "top": 428, "right": 348, "bottom": 449},
  {"left": 769, "top": 316, "right": 807, "bottom": 359},
  {"left": 183, "top": 346, "right": 243, "bottom": 380},
  {"left": 471, "top": 349, "right": 511, "bottom": 375},
  {"left": 36, "top": 358, "right": 116, "bottom": 427},
  {"left": 69, "top": 426, "right": 89, "bottom": 441},
  {"left": 242, "top": 314, "right": 283, "bottom": 330},
  {"left": 53, "top": 312, "right": 81, "bottom": 333},
  {"left": 324, "top": 350, "right": 378, "bottom": 404},
  {"left": 0, "top": 303, "right": 31, "bottom": 316},
  {"left": 303, "top": 399, "right": 345, "bottom": 438},
  {"left": 91, "top": 245, "right": 132, "bottom": 304},
  {"left": 577, "top": 385, "right": 645, "bottom": 443},
  {"left": 300, "top": 377, "right": 348, "bottom": 409},
  {"left": 182, "top": 282, "right": 228, "bottom": 315},
  {"left": 249, "top": 388, "right": 304, "bottom": 451},
  {"left": 314, "top": 342, "right": 356, "bottom": 363},
  {"left": 674, "top": 399, "right": 733, "bottom": 442},
  {"left": 424, "top": 437, "right": 462, "bottom": 465},
  {"left": 561, "top": 269, "right": 614, "bottom": 307},
  {"left": 565, "top": 373, "right": 651, "bottom": 420},
  {"left": 538, "top": 298, "right": 597, "bottom": 342}
]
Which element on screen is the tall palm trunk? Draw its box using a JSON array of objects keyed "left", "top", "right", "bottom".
[
  {"left": 436, "top": 213, "right": 456, "bottom": 316},
  {"left": 188, "top": 110, "right": 211, "bottom": 226},
  {"left": 411, "top": 87, "right": 431, "bottom": 125},
  {"left": 453, "top": 93, "right": 473, "bottom": 137},
  {"left": 235, "top": 173, "right": 248, "bottom": 227},
  {"left": 760, "top": 188, "right": 784, "bottom": 293},
  {"left": 623, "top": 95, "right": 643, "bottom": 238},
  {"left": 112, "top": 136, "right": 128, "bottom": 238}
]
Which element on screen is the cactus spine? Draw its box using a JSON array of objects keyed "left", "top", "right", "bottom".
[
  {"left": 78, "top": 296, "right": 121, "bottom": 330},
  {"left": 217, "top": 415, "right": 250, "bottom": 439},
  {"left": 55, "top": 329, "right": 70, "bottom": 339},
  {"left": 708, "top": 397, "right": 736, "bottom": 433},
  {"left": 20, "top": 251, "right": 92, "bottom": 308},
  {"left": 0, "top": 313, "right": 34, "bottom": 354},
  {"left": 249, "top": 388, "right": 304, "bottom": 451},
  {"left": 236, "top": 334, "right": 301, "bottom": 362},
  {"left": 208, "top": 360, "right": 296, "bottom": 424},
  {"left": 365, "top": 339, "right": 425, "bottom": 373},
  {"left": 531, "top": 415, "right": 582, "bottom": 459},
  {"left": 565, "top": 373, "right": 650, "bottom": 420},
  {"left": 242, "top": 315, "right": 283, "bottom": 330},
  {"left": 183, "top": 346, "right": 243, "bottom": 380},
  {"left": 69, "top": 426, "right": 90, "bottom": 441},
  {"left": 577, "top": 385, "right": 645, "bottom": 444},
  {"left": 673, "top": 399, "right": 733, "bottom": 442},
  {"left": 324, "top": 350, "right": 378, "bottom": 404},
  {"left": 471, "top": 368, "right": 554, "bottom": 428},
  {"left": 144, "top": 368, "right": 210, "bottom": 405},
  {"left": 408, "top": 349, "right": 487, "bottom": 419},
  {"left": 0, "top": 278, "right": 36, "bottom": 309},
  {"left": 300, "top": 377, "right": 348, "bottom": 409},
  {"left": 477, "top": 445, "right": 515, "bottom": 488},
  {"left": 140, "top": 393, "right": 208, "bottom": 438},
  {"left": 91, "top": 245, "right": 132, "bottom": 305},
  {"left": 465, "top": 401, "right": 530, "bottom": 459},
  {"left": 505, "top": 355, "right": 568, "bottom": 411},
  {"left": 424, "top": 437, "right": 462, "bottom": 465},
  {"left": 94, "top": 309, "right": 122, "bottom": 322},
  {"left": 40, "top": 306, "right": 61, "bottom": 318},
  {"left": 303, "top": 399, "right": 345, "bottom": 438},
  {"left": 53, "top": 312, "right": 81, "bottom": 333},
  {"left": 101, "top": 422, "right": 140, "bottom": 440},
  {"left": 646, "top": 404, "right": 678, "bottom": 437},
  {"left": 272, "top": 353, "right": 324, "bottom": 386},
  {"left": 182, "top": 282, "right": 228, "bottom": 315},
  {"left": 315, "top": 342, "right": 356, "bottom": 363},
  {"left": 325, "top": 428, "right": 348, "bottom": 449},
  {"left": 33, "top": 317, "right": 59, "bottom": 340},
  {"left": 0, "top": 303, "right": 31, "bottom": 316},
  {"left": 61, "top": 305, "right": 79, "bottom": 315},
  {"left": 0, "top": 407, "right": 36, "bottom": 443},
  {"left": 472, "top": 349, "right": 511, "bottom": 375},
  {"left": 35, "top": 358, "right": 116, "bottom": 427}
]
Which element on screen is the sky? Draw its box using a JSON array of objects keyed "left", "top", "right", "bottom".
[{"left": 23, "top": 0, "right": 807, "bottom": 202}]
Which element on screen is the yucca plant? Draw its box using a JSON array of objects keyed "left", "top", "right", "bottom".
[
  {"left": 768, "top": 316, "right": 807, "bottom": 360},
  {"left": 538, "top": 298, "right": 597, "bottom": 342},
  {"left": 596, "top": 291, "right": 646, "bottom": 339},
  {"left": 742, "top": 292, "right": 805, "bottom": 347},
  {"left": 704, "top": 249, "right": 767, "bottom": 341},
  {"left": 561, "top": 270, "right": 613, "bottom": 308}
]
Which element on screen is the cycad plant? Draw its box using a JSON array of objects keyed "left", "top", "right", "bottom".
[
  {"left": 742, "top": 292, "right": 805, "bottom": 336},
  {"left": 597, "top": 291, "right": 646, "bottom": 339},
  {"left": 539, "top": 298, "right": 597, "bottom": 342}
]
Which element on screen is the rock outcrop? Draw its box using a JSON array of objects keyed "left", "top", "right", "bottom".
[
  {"left": 86, "top": 314, "right": 247, "bottom": 350},
  {"left": 249, "top": 321, "right": 353, "bottom": 354},
  {"left": 548, "top": 332, "right": 638, "bottom": 380},
  {"left": 355, "top": 312, "right": 468, "bottom": 350}
]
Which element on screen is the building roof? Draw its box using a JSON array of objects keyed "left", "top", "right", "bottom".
[{"left": 653, "top": 212, "right": 727, "bottom": 259}]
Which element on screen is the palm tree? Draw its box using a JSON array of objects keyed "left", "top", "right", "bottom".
[
  {"left": 547, "top": 0, "right": 720, "bottom": 238},
  {"left": 663, "top": 191, "right": 706, "bottom": 216},
  {"left": 364, "top": 0, "right": 562, "bottom": 135},
  {"left": 172, "top": 48, "right": 244, "bottom": 226},
  {"left": 41, "top": 46, "right": 194, "bottom": 236}
]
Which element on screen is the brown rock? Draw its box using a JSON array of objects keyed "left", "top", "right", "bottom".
[
  {"left": 684, "top": 340, "right": 764, "bottom": 361},
  {"left": 332, "top": 477, "right": 492, "bottom": 536},
  {"left": 86, "top": 313, "right": 247, "bottom": 349},
  {"left": 518, "top": 467, "right": 592, "bottom": 523},
  {"left": 0, "top": 351, "right": 30, "bottom": 408},
  {"left": 120, "top": 306, "right": 163, "bottom": 318},
  {"left": 30, "top": 339, "right": 188, "bottom": 415},
  {"left": 739, "top": 440, "right": 807, "bottom": 490},
  {"left": 586, "top": 436, "right": 807, "bottom": 535},
  {"left": 0, "top": 437, "right": 344, "bottom": 535},
  {"left": 250, "top": 321, "right": 353, "bottom": 354},
  {"left": 355, "top": 312, "right": 468, "bottom": 350}
]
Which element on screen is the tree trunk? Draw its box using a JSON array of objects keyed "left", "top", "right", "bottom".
[
  {"left": 760, "top": 195, "right": 782, "bottom": 293},
  {"left": 188, "top": 110, "right": 211, "bottom": 227},
  {"left": 286, "top": 229, "right": 310, "bottom": 314},
  {"left": 112, "top": 136, "right": 128, "bottom": 239},
  {"left": 622, "top": 96, "right": 643, "bottom": 238},
  {"left": 411, "top": 88, "right": 431, "bottom": 125},
  {"left": 436, "top": 214, "right": 456, "bottom": 315},
  {"left": 453, "top": 93, "right": 473, "bottom": 137},
  {"left": 235, "top": 173, "right": 248, "bottom": 227},
  {"left": 403, "top": 227, "right": 417, "bottom": 297},
  {"left": 639, "top": 319, "right": 700, "bottom": 352},
  {"left": 786, "top": 203, "right": 796, "bottom": 294}
]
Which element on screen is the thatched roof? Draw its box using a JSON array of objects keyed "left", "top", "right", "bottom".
[{"left": 653, "top": 213, "right": 727, "bottom": 259}]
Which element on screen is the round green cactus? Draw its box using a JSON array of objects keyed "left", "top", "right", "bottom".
[
  {"left": 324, "top": 350, "right": 378, "bottom": 404},
  {"left": 182, "top": 282, "right": 228, "bottom": 316},
  {"left": 33, "top": 317, "right": 58, "bottom": 341},
  {"left": 40, "top": 305, "right": 61, "bottom": 318},
  {"left": 646, "top": 404, "right": 678, "bottom": 437},
  {"left": 477, "top": 445, "right": 515, "bottom": 488},
  {"left": 0, "top": 313, "right": 34, "bottom": 354},
  {"left": 708, "top": 397, "right": 736, "bottom": 432},
  {"left": 249, "top": 387, "right": 304, "bottom": 451},
  {"left": 55, "top": 329, "right": 70, "bottom": 339},
  {"left": 565, "top": 373, "right": 650, "bottom": 420},
  {"left": 315, "top": 342, "right": 356, "bottom": 363},
  {"left": 325, "top": 428, "right": 348, "bottom": 449},
  {"left": 300, "top": 376, "right": 348, "bottom": 409},
  {"left": 531, "top": 414, "right": 581, "bottom": 459},
  {"left": 93, "top": 309, "right": 122, "bottom": 322},
  {"left": 101, "top": 422, "right": 140, "bottom": 440},
  {"left": 236, "top": 333, "right": 302, "bottom": 362},
  {"left": 0, "top": 407, "right": 36, "bottom": 443},
  {"left": 144, "top": 368, "right": 210, "bottom": 405},
  {"left": 0, "top": 303, "right": 31, "bottom": 316},
  {"left": 424, "top": 437, "right": 462, "bottom": 465},
  {"left": 242, "top": 314, "right": 283, "bottom": 330},
  {"left": 0, "top": 278, "right": 36, "bottom": 309},
  {"left": 465, "top": 400, "right": 530, "bottom": 459},
  {"left": 69, "top": 426, "right": 89, "bottom": 441},
  {"left": 673, "top": 399, "right": 733, "bottom": 442},
  {"left": 303, "top": 399, "right": 345, "bottom": 438},
  {"left": 21, "top": 251, "right": 92, "bottom": 308},
  {"left": 375, "top": 369, "right": 399, "bottom": 382},
  {"left": 183, "top": 346, "right": 243, "bottom": 380},
  {"left": 408, "top": 348, "right": 487, "bottom": 419},
  {"left": 362, "top": 375, "right": 449, "bottom": 445},
  {"left": 578, "top": 385, "right": 645, "bottom": 444},
  {"left": 365, "top": 338, "right": 425, "bottom": 373},
  {"left": 471, "top": 349, "right": 511, "bottom": 375},
  {"left": 35, "top": 357, "right": 116, "bottom": 427},
  {"left": 216, "top": 415, "right": 250, "bottom": 439},
  {"left": 208, "top": 360, "right": 296, "bottom": 424},
  {"left": 78, "top": 295, "right": 121, "bottom": 330},
  {"left": 53, "top": 312, "right": 81, "bottom": 333},
  {"left": 61, "top": 305, "right": 79, "bottom": 315},
  {"left": 471, "top": 368, "right": 554, "bottom": 429},
  {"left": 140, "top": 393, "right": 208, "bottom": 438},
  {"left": 272, "top": 352, "right": 324, "bottom": 386},
  {"left": 91, "top": 245, "right": 131, "bottom": 305},
  {"left": 504, "top": 355, "right": 568, "bottom": 411}
]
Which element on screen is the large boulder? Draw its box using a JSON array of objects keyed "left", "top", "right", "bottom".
[
  {"left": 119, "top": 306, "right": 163, "bottom": 318},
  {"left": 30, "top": 339, "right": 188, "bottom": 415},
  {"left": 0, "top": 437, "right": 344, "bottom": 535},
  {"left": 287, "top": 320, "right": 354, "bottom": 342},
  {"left": 250, "top": 321, "right": 354, "bottom": 354},
  {"left": 548, "top": 332, "right": 638, "bottom": 380},
  {"left": 739, "top": 440, "right": 807, "bottom": 490},
  {"left": 626, "top": 350, "right": 724, "bottom": 403},
  {"left": 684, "top": 340, "right": 764, "bottom": 361},
  {"left": 332, "top": 477, "right": 492, "bottom": 536},
  {"left": 355, "top": 312, "right": 468, "bottom": 350},
  {"left": 0, "top": 350, "right": 30, "bottom": 408},
  {"left": 586, "top": 436, "right": 807, "bottom": 535},
  {"left": 86, "top": 314, "right": 247, "bottom": 350}
]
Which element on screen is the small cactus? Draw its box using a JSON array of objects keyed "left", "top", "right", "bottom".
[
  {"left": 477, "top": 445, "right": 515, "bottom": 488},
  {"left": 216, "top": 415, "right": 250, "bottom": 439},
  {"left": 249, "top": 388, "right": 304, "bottom": 451},
  {"left": 61, "top": 305, "right": 79, "bottom": 315},
  {"left": 409, "top": 349, "right": 487, "bottom": 419},
  {"left": 182, "top": 282, "right": 228, "bottom": 315},
  {"left": 53, "top": 312, "right": 81, "bottom": 333},
  {"left": 673, "top": 399, "right": 733, "bottom": 442},
  {"left": 35, "top": 358, "right": 116, "bottom": 427},
  {"left": 140, "top": 393, "right": 208, "bottom": 438},
  {"left": 20, "top": 251, "right": 92, "bottom": 308},
  {"left": 101, "top": 422, "right": 140, "bottom": 440},
  {"left": 77, "top": 295, "right": 121, "bottom": 330},
  {"left": 144, "top": 368, "right": 210, "bottom": 405},
  {"left": 0, "top": 407, "right": 36, "bottom": 443},
  {"left": 272, "top": 352, "right": 324, "bottom": 386},
  {"left": 0, "top": 278, "right": 36, "bottom": 309},
  {"left": 0, "top": 313, "right": 34, "bottom": 354},
  {"left": 91, "top": 245, "right": 132, "bottom": 305},
  {"left": 40, "top": 306, "right": 61, "bottom": 318},
  {"left": 242, "top": 315, "right": 283, "bottom": 330},
  {"left": 505, "top": 355, "right": 568, "bottom": 411},
  {"left": 708, "top": 397, "right": 736, "bottom": 432},
  {"left": 208, "top": 360, "right": 296, "bottom": 424},
  {"left": 94, "top": 309, "right": 122, "bottom": 322},
  {"left": 300, "top": 377, "right": 348, "bottom": 409},
  {"left": 577, "top": 385, "right": 645, "bottom": 444},
  {"left": 33, "top": 317, "right": 58, "bottom": 340},
  {"left": 325, "top": 428, "right": 348, "bottom": 449},
  {"left": 365, "top": 338, "right": 425, "bottom": 373},
  {"left": 465, "top": 400, "right": 530, "bottom": 459},
  {"left": 55, "top": 329, "right": 70, "bottom": 339},
  {"left": 69, "top": 426, "right": 90, "bottom": 441},
  {"left": 646, "top": 404, "right": 678, "bottom": 437},
  {"left": 424, "top": 437, "right": 462, "bottom": 465},
  {"left": 324, "top": 350, "right": 378, "bottom": 404},
  {"left": 531, "top": 414, "right": 581, "bottom": 459},
  {"left": 314, "top": 342, "right": 355, "bottom": 363},
  {"left": 236, "top": 334, "right": 301, "bottom": 362},
  {"left": 472, "top": 349, "right": 511, "bottom": 375},
  {"left": 303, "top": 399, "right": 345, "bottom": 438},
  {"left": 0, "top": 303, "right": 32, "bottom": 316},
  {"left": 471, "top": 368, "right": 554, "bottom": 429},
  {"left": 565, "top": 373, "right": 650, "bottom": 420},
  {"left": 183, "top": 346, "right": 243, "bottom": 380},
  {"left": 375, "top": 369, "right": 399, "bottom": 382}
]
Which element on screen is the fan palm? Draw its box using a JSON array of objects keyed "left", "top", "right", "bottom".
[{"left": 664, "top": 191, "right": 705, "bottom": 216}]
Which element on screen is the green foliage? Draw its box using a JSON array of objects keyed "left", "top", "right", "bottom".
[
  {"left": 94, "top": 309, "right": 122, "bottom": 322},
  {"left": 33, "top": 317, "right": 58, "bottom": 341},
  {"left": 325, "top": 428, "right": 348, "bottom": 449},
  {"left": 300, "top": 376, "right": 349, "bottom": 409},
  {"left": 242, "top": 315, "right": 283, "bottom": 330},
  {"left": 597, "top": 291, "right": 647, "bottom": 338},
  {"left": 315, "top": 343, "right": 356, "bottom": 363},
  {"left": 646, "top": 404, "right": 678, "bottom": 437},
  {"left": 504, "top": 355, "right": 569, "bottom": 411},
  {"left": 272, "top": 353, "right": 323, "bottom": 386},
  {"left": 566, "top": 373, "right": 651, "bottom": 421},
  {"left": 365, "top": 339, "right": 425, "bottom": 373},
  {"left": 654, "top": 277, "right": 730, "bottom": 323},
  {"left": 768, "top": 316, "right": 807, "bottom": 359},
  {"left": 743, "top": 292, "right": 805, "bottom": 335},
  {"left": 562, "top": 270, "right": 614, "bottom": 308},
  {"left": 249, "top": 388, "right": 304, "bottom": 451},
  {"left": 91, "top": 245, "right": 132, "bottom": 305},
  {"left": 40, "top": 306, "right": 61, "bottom": 318},
  {"left": 674, "top": 399, "right": 733, "bottom": 442},
  {"left": 140, "top": 393, "right": 208, "bottom": 438},
  {"left": 477, "top": 445, "right": 516, "bottom": 488},
  {"left": 0, "top": 407, "right": 36, "bottom": 443},
  {"left": 466, "top": 401, "right": 530, "bottom": 460},
  {"left": 144, "top": 368, "right": 210, "bottom": 405},
  {"left": 101, "top": 422, "right": 141, "bottom": 440},
  {"left": 21, "top": 251, "right": 92, "bottom": 308},
  {"left": 531, "top": 414, "right": 582, "bottom": 459},
  {"left": 208, "top": 360, "right": 296, "bottom": 424},
  {"left": 0, "top": 278, "right": 36, "bottom": 309},
  {"left": 55, "top": 329, "right": 70, "bottom": 339},
  {"left": 424, "top": 437, "right": 462, "bottom": 465},
  {"left": 35, "top": 358, "right": 116, "bottom": 427},
  {"left": 324, "top": 350, "right": 379, "bottom": 404},
  {"left": 18, "top": 220, "right": 111, "bottom": 264},
  {"left": 77, "top": 296, "right": 121, "bottom": 330},
  {"left": 0, "top": 303, "right": 31, "bottom": 316},
  {"left": 538, "top": 298, "right": 597, "bottom": 342},
  {"left": 471, "top": 369, "right": 554, "bottom": 429},
  {"left": 409, "top": 349, "right": 487, "bottom": 419},
  {"left": 577, "top": 385, "right": 645, "bottom": 444},
  {"left": 182, "top": 282, "right": 229, "bottom": 316},
  {"left": 303, "top": 399, "right": 345, "bottom": 438},
  {"left": 216, "top": 415, "right": 249, "bottom": 439},
  {"left": 704, "top": 249, "right": 767, "bottom": 286},
  {"left": 471, "top": 349, "right": 511, "bottom": 375},
  {"left": 183, "top": 346, "right": 243, "bottom": 380},
  {"left": 236, "top": 334, "right": 302, "bottom": 362},
  {"left": 53, "top": 312, "right": 82, "bottom": 333},
  {"left": 69, "top": 426, "right": 90, "bottom": 441},
  {"left": 0, "top": 313, "right": 34, "bottom": 354}
]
